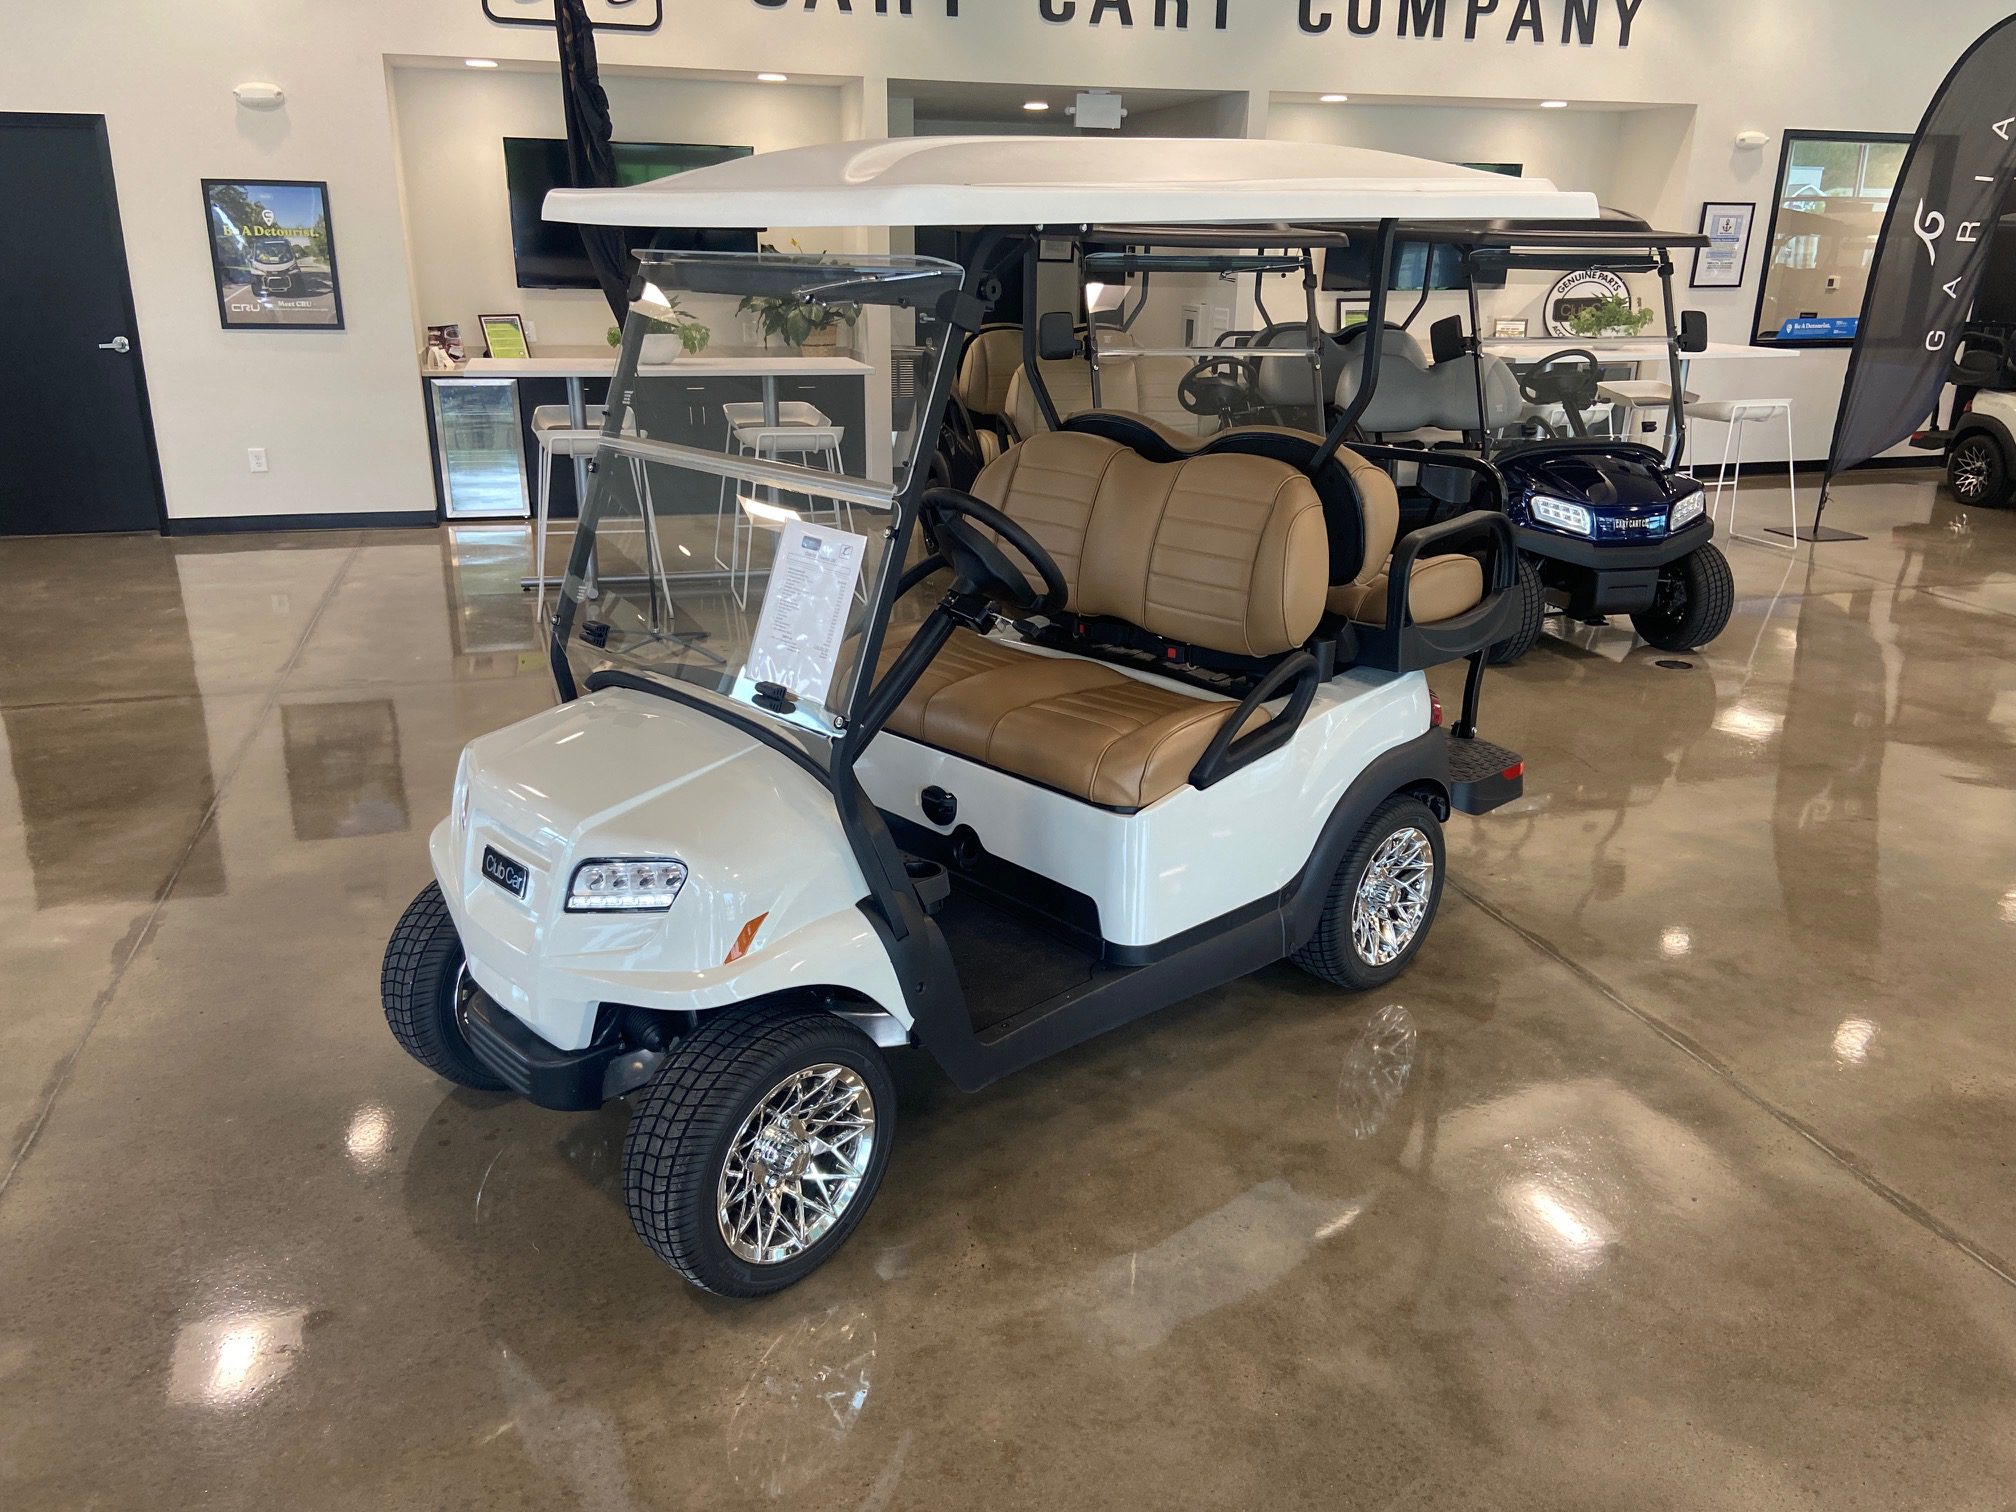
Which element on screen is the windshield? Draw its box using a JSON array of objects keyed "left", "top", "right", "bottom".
[
  {"left": 552, "top": 250, "right": 962, "bottom": 741},
  {"left": 1072, "top": 243, "right": 1331, "bottom": 439},
  {"left": 254, "top": 239, "right": 292, "bottom": 259}
]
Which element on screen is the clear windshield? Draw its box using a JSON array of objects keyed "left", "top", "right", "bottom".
[
  {"left": 553, "top": 250, "right": 962, "bottom": 739},
  {"left": 1078, "top": 245, "right": 1331, "bottom": 439}
]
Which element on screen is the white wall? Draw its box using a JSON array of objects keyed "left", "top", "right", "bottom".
[
  {"left": 3, "top": 0, "right": 2009, "bottom": 524},
  {"left": 391, "top": 66, "right": 847, "bottom": 351}
]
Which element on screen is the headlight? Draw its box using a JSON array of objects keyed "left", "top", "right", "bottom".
[
  {"left": 1669, "top": 491, "right": 1705, "bottom": 530},
  {"left": 567, "top": 858, "right": 688, "bottom": 912},
  {"left": 1529, "top": 494, "right": 1594, "bottom": 536}
]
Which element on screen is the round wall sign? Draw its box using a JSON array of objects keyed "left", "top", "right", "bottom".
[{"left": 1543, "top": 269, "right": 1633, "bottom": 339}]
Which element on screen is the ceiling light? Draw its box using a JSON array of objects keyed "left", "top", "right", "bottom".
[
  {"left": 756, "top": 72, "right": 788, "bottom": 83},
  {"left": 464, "top": 58, "right": 499, "bottom": 68},
  {"left": 1320, "top": 93, "right": 1349, "bottom": 103},
  {"left": 1540, "top": 99, "right": 1569, "bottom": 109},
  {"left": 1023, "top": 100, "right": 1051, "bottom": 112}
]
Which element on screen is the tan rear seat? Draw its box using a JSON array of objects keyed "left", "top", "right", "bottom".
[{"left": 879, "top": 430, "right": 1327, "bottom": 809}]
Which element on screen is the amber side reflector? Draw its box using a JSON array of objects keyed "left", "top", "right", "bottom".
[{"left": 725, "top": 912, "right": 769, "bottom": 965}]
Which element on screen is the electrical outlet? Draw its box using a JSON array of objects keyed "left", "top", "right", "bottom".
[
  {"left": 522, "top": 318, "right": 537, "bottom": 344},
  {"left": 248, "top": 448, "right": 269, "bottom": 473}
]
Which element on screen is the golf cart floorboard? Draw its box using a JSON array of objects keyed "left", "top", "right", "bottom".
[
  {"left": 1448, "top": 735, "right": 1520, "bottom": 785},
  {"left": 931, "top": 882, "right": 1105, "bottom": 1035}
]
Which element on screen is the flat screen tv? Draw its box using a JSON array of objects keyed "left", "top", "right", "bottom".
[
  {"left": 1323, "top": 240, "right": 1505, "bottom": 294},
  {"left": 503, "top": 137, "right": 755, "bottom": 289}
]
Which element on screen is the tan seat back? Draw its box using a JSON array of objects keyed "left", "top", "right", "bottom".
[
  {"left": 970, "top": 431, "right": 1328, "bottom": 658},
  {"left": 954, "top": 327, "right": 1022, "bottom": 421}
]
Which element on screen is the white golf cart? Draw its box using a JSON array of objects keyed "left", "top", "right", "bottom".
[{"left": 381, "top": 138, "right": 1598, "bottom": 1295}]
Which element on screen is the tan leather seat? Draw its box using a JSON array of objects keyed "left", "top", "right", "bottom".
[
  {"left": 955, "top": 327, "right": 1022, "bottom": 463},
  {"left": 1323, "top": 448, "right": 1486, "bottom": 626},
  {"left": 880, "top": 430, "right": 1328, "bottom": 809},
  {"left": 880, "top": 624, "right": 1266, "bottom": 809}
]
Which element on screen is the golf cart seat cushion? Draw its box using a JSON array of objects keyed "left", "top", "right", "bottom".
[
  {"left": 1327, "top": 554, "right": 1485, "bottom": 626},
  {"left": 972, "top": 430, "right": 1328, "bottom": 657},
  {"left": 955, "top": 326, "right": 1022, "bottom": 419},
  {"left": 878, "top": 624, "right": 1265, "bottom": 809}
]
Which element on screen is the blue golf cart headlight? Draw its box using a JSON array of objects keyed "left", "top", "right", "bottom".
[
  {"left": 1529, "top": 494, "right": 1594, "bottom": 536},
  {"left": 567, "top": 858, "right": 688, "bottom": 912},
  {"left": 1669, "top": 491, "right": 1705, "bottom": 530}
]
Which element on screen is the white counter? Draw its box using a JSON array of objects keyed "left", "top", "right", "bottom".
[
  {"left": 1479, "top": 339, "right": 1801, "bottom": 364},
  {"left": 445, "top": 342, "right": 874, "bottom": 380}
]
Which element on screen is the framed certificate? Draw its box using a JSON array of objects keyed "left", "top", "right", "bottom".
[
  {"left": 479, "top": 313, "right": 530, "bottom": 359},
  {"left": 1692, "top": 201, "right": 1756, "bottom": 289}
]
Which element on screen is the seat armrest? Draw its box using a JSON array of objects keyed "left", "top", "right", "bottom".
[
  {"left": 1189, "top": 651, "right": 1321, "bottom": 792},
  {"left": 1382, "top": 510, "right": 1517, "bottom": 630}
]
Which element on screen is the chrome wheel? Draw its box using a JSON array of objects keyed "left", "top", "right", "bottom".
[
  {"left": 717, "top": 1064, "right": 877, "bottom": 1265},
  {"left": 1350, "top": 827, "right": 1435, "bottom": 967},
  {"left": 1952, "top": 439, "right": 1993, "bottom": 500}
]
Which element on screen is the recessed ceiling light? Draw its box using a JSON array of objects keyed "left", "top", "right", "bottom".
[
  {"left": 757, "top": 72, "right": 788, "bottom": 83},
  {"left": 464, "top": 58, "right": 499, "bottom": 69},
  {"left": 1540, "top": 99, "right": 1570, "bottom": 109},
  {"left": 1023, "top": 100, "right": 1051, "bottom": 112},
  {"left": 1320, "top": 93, "right": 1349, "bottom": 103}
]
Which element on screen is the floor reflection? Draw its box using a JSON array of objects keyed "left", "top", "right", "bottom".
[{"left": 280, "top": 700, "right": 410, "bottom": 841}]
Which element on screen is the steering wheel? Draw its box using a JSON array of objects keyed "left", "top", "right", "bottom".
[
  {"left": 1518, "top": 348, "right": 1602, "bottom": 409},
  {"left": 1177, "top": 354, "right": 1262, "bottom": 418},
  {"left": 919, "top": 488, "right": 1068, "bottom": 617}
]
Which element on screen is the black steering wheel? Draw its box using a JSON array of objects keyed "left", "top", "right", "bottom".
[
  {"left": 1516, "top": 348, "right": 1602, "bottom": 438},
  {"left": 919, "top": 488, "right": 1068, "bottom": 617},
  {"left": 1177, "top": 353, "right": 1262, "bottom": 418}
]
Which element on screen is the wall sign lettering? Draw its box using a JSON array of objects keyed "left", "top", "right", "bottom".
[{"left": 747, "top": 0, "right": 1650, "bottom": 44}]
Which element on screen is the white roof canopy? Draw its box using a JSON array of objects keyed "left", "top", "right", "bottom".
[{"left": 544, "top": 135, "right": 1600, "bottom": 230}]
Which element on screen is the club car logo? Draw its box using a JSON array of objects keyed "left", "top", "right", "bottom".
[
  {"left": 482, "top": 845, "right": 530, "bottom": 898},
  {"left": 1543, "top": 269, "right": 1632, "bottom": 339}
]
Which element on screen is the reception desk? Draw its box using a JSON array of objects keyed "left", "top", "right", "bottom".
[{"left": 422, "top": 344, "right": 876, "bottom": 521}]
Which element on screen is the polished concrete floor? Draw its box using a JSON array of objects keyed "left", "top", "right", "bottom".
[{"left": 3, "top": 472, "right": 2015, "bottom": 1509}]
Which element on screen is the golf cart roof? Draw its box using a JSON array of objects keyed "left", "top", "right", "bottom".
[
  {"left": 544, "top": 136, "right": 1600, "bottom": 229},
  {"left": 1331, "top": 212, "right": 1709, "bottom": 250}
]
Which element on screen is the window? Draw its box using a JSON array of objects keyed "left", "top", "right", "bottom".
[{"left": 1751, "top": 130, "right": 1912, "bottom": 347}]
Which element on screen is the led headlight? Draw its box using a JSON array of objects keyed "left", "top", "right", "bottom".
[
  {"left": 1669, "top": 490, "right": 1706, "bottom": 530},
  {"left": 1530, "top": 495, "right": 1594, "bottom": 536},
  {"left": 567, "top": 858, "right": 688, "bottom": 912}
]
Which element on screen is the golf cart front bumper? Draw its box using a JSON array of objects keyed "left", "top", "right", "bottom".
[
  {"left": 1519, "top": 517, "right": 1714, "bottom": 618},
  {"left": 461, "top": 985, "right": 660, "bottom": 1111}
]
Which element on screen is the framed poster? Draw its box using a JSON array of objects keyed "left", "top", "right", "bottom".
[
  {"left": 1493, "top": 318, "right": 1529, "bottom": 338},
  {"left": 203, "top": 179, "right": 344, "bottom": 330},
  {"left": 479, "top": 314, "right": 530, "bottom": 359},
  {"left": 1692, "top": 201, "right": 1755, "bottom": 288}
]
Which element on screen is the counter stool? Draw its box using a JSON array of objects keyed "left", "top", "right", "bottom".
[
  {"left": 724, "top": 422, "right": 852, "bottom": 608},
  {"left": 1693, "top": 398, "right": 1798, "bottom": 550},
  {"left": 714, "top": 401, "right": 844, "bottom": 568},
  {"left": 1598, "top": 380, "right": 1700, "bottom": 448},
  {"left": 529, "top": 410, "right": 648, "bottom": 614}
]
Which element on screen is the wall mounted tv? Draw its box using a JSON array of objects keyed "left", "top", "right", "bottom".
[
  {"left": 503, "top": 137, "right": 754, "bottom": 290},
  {"left": 1323, "top": 240, "right": 1506, "bottom": 294}
]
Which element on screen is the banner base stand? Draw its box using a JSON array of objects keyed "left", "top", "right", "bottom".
[{"left": 1767, "top": 524, "right": 1868, "bottom": 543}]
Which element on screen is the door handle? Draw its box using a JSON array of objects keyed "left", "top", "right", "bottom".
[{"left": 98, "top": 337, "right": 131, "bottom": 353}]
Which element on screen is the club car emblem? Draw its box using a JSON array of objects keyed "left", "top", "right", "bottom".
[{"left": 481, "top": 845, "right": 530, "bottom": 898}]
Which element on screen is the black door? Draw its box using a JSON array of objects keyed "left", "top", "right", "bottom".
[{"left": 0, "top": 114, "right": 165, "bottom": 535}]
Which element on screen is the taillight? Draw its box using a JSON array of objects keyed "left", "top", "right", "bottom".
[
  {"left": 1502, "top": 761, "right": 1525, "bottom": 781},
  {"left": 1429, "top": 690, "right": 1444, "bottom": 727}
]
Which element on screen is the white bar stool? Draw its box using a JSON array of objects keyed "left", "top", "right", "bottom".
[
  {"left": 1693, "top": 398, "right": 1798, "bottom": 550},
  {"left": 529, "top": 410, "right": 650, "bottom": 613},
  {"left": 715, "top": 401, "right": 844, "bottom": 569},
  {"left": 725, "top": 423, "right": 851, "bottom": 608},
  {"left": 1598, "top": 381, "right": 1700, "bottom": 449}
]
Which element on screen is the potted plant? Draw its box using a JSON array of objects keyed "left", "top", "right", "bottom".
[
  {"left": 1565, "top": 292, "right": 1656, "bottom": 340},
  {"left": 738, "top": 240, "right": 860, "bottom": 351},
  {"left": 612, "top": 291, "right": 711, "bottom": 355}
]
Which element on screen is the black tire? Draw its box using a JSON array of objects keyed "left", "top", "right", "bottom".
[
  {"left": 1948, "top": 432, "right": 2012, "bottom": 507},
  {"left": 1487, "top": 555, "right": 1549, "bottom": 665},
  {"left": 381, "top": 882, "right": 507, "bottom": 1091},
  {"left": 623, "top": 1007, "right": 895, "bottom": 1297},
  {"left": 1291, "top": 795, "right": 1446, "bottom": 991},
  {"left": 1630, "top": 541, "right": 1734, "bottom": 652}
]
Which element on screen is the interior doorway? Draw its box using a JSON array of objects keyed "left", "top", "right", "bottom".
[{"left": 0, "top": 113, "right": 166, "bottom": 535}]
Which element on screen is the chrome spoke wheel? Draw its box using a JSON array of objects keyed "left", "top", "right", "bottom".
[
  {"left": 717, "top": 1064, "right": 877, "bottom": 1266},
  {"left": 1953, "top": 441, "right": 1991, "bottom": 499},
  {"left": 1349, "top": 827, "right": 1435, "bottom": 968}
]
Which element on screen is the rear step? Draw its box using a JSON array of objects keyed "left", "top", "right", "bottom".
[{"left": 1448, "top": 734, "right": 1524, "bottom": 815}]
